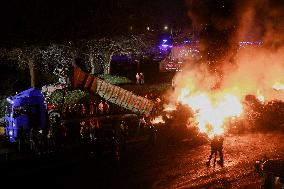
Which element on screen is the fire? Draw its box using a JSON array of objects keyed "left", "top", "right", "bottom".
[
  {"left": 163, "top": 103, "right": 176, "bottom": 112},
  {"left": 151, "top": 116, "right": 165, "bottom": 124},
  {"left": 256, "top": 90, "right": 265, "bottom": 103},
  {"left": 177, "top": 88, "right": 243, "bottom": 138}
]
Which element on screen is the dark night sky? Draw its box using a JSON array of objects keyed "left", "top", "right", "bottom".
[
  {"left": 0, "top": 0, "right": 188, "bottom": 44},
  {"left": 1, "top": 0, "right": 282, "bottom": 48}
]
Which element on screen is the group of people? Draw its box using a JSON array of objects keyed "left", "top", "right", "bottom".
[
  {"left": 135, "top": 73, "right": 145, "bottom": 85},
  {"left": 61, "top": 100, "right": 110, "bottom": 119},
  {"left": 17, "top": 114, "right": 119, "bottom": 155}
]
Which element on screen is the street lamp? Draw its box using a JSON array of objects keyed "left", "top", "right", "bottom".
[
  {"left": 146, "top": 26, "right": 150, "bottom": 31},
  {"left": 164, "top": 26, "right": 168, "bottom": 30}
]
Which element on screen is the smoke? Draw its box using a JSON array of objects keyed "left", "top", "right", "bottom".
[
  {"left": 169, "top": 0, "right": 284, "bottom": 102},
  {"left": 186, "top": 0, "right": 238, "bottom": 68},
  {"left": 223, "top": 0, "right": 284, "bottom": 100},
  {"left": 234, "top": 0, "right": 284, "bottom": 48}
]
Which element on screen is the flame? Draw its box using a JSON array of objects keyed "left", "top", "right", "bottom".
[
  {"left": 177, "top": 88, "right": 243, "bottom": 138},
  {"left": 163, "top": 103, "right": 176, "bottom": 112},
  {"left": 256, "top": 90, "right": 265, "bottom": 103},
  {"left": 151, "top": 116, "right": 165, "bottom": 124}
]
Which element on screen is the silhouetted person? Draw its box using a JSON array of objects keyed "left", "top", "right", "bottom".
[
  {"left": 104, "top": 101, "right": 110, "bottom": 114},
  {"left": 98, "top": 100, "right": 104, "bottom": 115},
  {"left": 206, "top": 135, "right": 224, "bottom": 167},
  {"left": 140, "top": 73, "right": 144, "bottom": 84},
  {"left": 216, "top": 136, "right": 224, "bottom": 166},
  {"left": 147, "top": 124, "right": 157, "bottom": 146},
  {"left": 120, "top": 121, "right": 128, "bottom": 146},
  {"left": 17, "top": 126, "right": 26, "bottom": 152}
]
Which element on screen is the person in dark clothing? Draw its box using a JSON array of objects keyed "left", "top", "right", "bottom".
[
  {"left": 206, "top": 135, "right": 224, "bottom": 167},
  {"left": 216, "top": 136, "right": 224, "bottom": 166},
  {"left": 17, "top": 126, "right": 26, "bottom": 152},
  {"left": 29, "top": 127, "right": 38, "bottom": 153},
  {"left": 120, "top": 121, "right": 128, "bottom": 146},
  {"left": 148, "top": 124, "right": 157, "bottom": 146}
]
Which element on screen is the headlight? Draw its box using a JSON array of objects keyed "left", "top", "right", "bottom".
[
  {"left": 12, "top": 122, "right": 16, "bottom": 127},
  {"left": 9, "top": 130, "right": 13, "bottom": 136}
]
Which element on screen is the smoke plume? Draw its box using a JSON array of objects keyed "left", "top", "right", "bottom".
[{"left": 172, "top": 0, "right": 284, "bottom": 101}]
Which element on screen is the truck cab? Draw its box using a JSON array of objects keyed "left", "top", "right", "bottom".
[{"left": 4, "top": 88, "right": 48, "bottom": 142}]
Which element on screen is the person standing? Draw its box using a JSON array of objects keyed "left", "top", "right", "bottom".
[
  {"left": 120, "top": 121, "right": 128, "bottom": 146},
  {"left": 137, "top": 116, "right": 146, "bottom": 136},
  {"left": 216, "top": 136, "right": 224, "bottom": 166},
  {"left": 206, "top": 135, "right": 224, "bottom": 167},
  {"left": 206, "top": 136, "right": 218, "bottom": 167},
  {"left": 140, "top": 73, "right": 144, "bottom": 85},
  {"left": 98, "top": 100, "right": 104, "bottom": 115},
  {"left": 148, "top": 124, "right": 157, "bottom": 146},
  {"left": 104, "top": 101, "right": 110, "bottom": 114},
  {"left": 136, "top": 73, "right": 140, "bottom": 85},
  {"left": 89, "top": 101, "right": 95, "bottom": 115}
]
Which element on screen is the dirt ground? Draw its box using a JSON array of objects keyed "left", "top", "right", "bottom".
[{"left": 117, "top": 132, "right": 284, "bottom": 189}]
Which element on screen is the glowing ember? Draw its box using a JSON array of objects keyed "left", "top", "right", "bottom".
[
  {"left": 272, "top": 82, "right": 284, "bottom": 91},
  {"left": 151, "top": 116, "right": 165, "bottom": 124},
  {"left": 177, "top": 88, "right": 243, "bottom": 138},
  {"left": 163, "top": 103, "right": 176, "bottom": 112}
]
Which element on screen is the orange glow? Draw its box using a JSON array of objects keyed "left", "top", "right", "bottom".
[
  {"left": 163, "top": 103, "right": 176, "bottom": 112},
  {"left": 151, "top": 116, "right": 165, "bottom": 124},
  {"left": 256, "top": 90, "right": 265, "bottom": 103}
]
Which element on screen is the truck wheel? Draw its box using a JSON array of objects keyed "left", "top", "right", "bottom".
[{"left": 48, "top": 110, "right": 61, "bottom": 124}]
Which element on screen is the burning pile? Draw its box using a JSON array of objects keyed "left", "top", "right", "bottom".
[
  {"left": 164, "top": 72, "right": 284, "bottom": 138},
  {"left": 161, "top": 0, "right": 284, "bottom": 138},
  {"left": 177, "top": 88, "right": 243, "bottom": 138}
]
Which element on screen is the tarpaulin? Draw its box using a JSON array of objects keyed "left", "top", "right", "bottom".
[{"left": 72, "top": 66, "right": 155, "bottom": 115}]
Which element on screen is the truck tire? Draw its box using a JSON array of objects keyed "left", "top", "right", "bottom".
[{"left": 48, "top": 110, "right": 61, "bottom": 125}]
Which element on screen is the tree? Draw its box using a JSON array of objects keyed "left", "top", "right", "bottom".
[
  {"left": 1, "top": 43, "right": 75, "bottom": 89},
  {"left": 41, "top": 43, "right": 76, "bottom": 72},
  {"left": 5, "top": 46, "right": 42, "bottom": 88},
  {"left": 86, "top": 34, "right": 155, "bottom": 75}
]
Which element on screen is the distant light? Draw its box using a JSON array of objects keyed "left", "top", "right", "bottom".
[
  {"left": 146, "top": 27, "right": 150, "bottom": 31},
  {"left": 130, "top": 26, "right": 133, "bottom": 30},
  {"left": 163, "top": 39, "right": 168, "bottom": 42},
  {"left": 164, "top": 26, "right": 168, "bottom": 30}
]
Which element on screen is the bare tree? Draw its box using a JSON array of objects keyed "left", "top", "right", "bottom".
[
  {"left": 5, "top": 46, "right": 42, "bottom": 88},
  {"left": 87, "top": 34, "right": 153, "bottom": 75}
]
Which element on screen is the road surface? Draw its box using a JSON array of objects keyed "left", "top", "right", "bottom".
[
  {"left": 118, "top": 132, "right": 284, "bottom": 189},
  {"left": 0, "top": 132, "right": 283, "bottom": 189}
]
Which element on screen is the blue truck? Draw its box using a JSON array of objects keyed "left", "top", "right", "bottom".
[{"left": 4, "top": 87, "right": 48, "bottom": 142}]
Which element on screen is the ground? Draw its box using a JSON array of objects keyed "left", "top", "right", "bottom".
[
  {"left": 117, "top": 132, "right": 284, "bottom": 189},
  {"left": 0, "top": 132, "right": 283, "bottom": 188}
]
